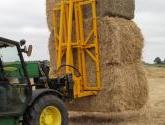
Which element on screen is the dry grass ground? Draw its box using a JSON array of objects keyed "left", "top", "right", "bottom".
[{"left": 69, "top": 64, "right": 165, "bottom": 125}]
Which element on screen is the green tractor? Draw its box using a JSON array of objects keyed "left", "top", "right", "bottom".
[{"left": 0, "top": 37, "right": 71, "bottom": 125}]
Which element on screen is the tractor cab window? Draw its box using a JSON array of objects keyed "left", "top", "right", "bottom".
[
  {"left": 0, "top": 46, "right": 25, "bottom": 82},
  {"left": 0, "top": 44, "right": 28, "bottom": 116}
]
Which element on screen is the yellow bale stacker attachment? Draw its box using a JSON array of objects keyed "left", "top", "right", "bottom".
[{"left": 52, "top": 0, "right": 101, "bottom": 98}]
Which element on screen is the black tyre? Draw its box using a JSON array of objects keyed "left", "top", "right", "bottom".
[{"left": 23, "top": 95, "right": 68, "bottom": 125}]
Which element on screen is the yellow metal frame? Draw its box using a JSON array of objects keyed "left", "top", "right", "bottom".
[{"left": 52, "top": 0, "right": 101, "bottom": 98}]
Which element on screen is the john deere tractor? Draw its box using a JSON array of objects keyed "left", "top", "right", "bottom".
[{"left": 0, "top": 37, "right": 69, "bottom": 125}]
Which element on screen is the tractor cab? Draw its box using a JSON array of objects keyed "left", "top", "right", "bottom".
[{"left": 0, "top": 37, "right": 32, "bottom": 123}]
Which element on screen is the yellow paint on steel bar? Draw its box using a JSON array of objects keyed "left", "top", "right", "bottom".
[
  {"left": 57, "top": 0, "right": 65, "bottom": 69},
  {"left": 52, "top": 0, "right": 101, "bottom": 98},
  {"left": 92, "top": 0, "right": 101, "bottom": 89},
  {"left": 66, "top": 0, "right": 74, "bottom": 73}
]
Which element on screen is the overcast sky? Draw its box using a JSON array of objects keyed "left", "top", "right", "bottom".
[{"left": 0, "top": 0, "right": 164, "bottom": 63}]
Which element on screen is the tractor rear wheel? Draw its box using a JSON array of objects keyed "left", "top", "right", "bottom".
[{"left": 23, "top": 95, "right": 68, "bottom": 125}]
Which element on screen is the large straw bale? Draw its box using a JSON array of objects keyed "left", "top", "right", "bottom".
[
  {"left": 99, "top": 17, "right": 144, "bottom": 65},
  {"left": 66, "top": 62, "right": 148, "bottom": 112},
  {"left": 83, "top": 17, "right": 144, "bottom": 69},
  {"left": 98, "top": 0, "right": 135, "bottom": 19},
  {"left": 48, "top": 16, "right": 144, "bottom": 68},
  {"left": 83, "top": 0, "right": 135, "bottom": 19},
  {"left": 46, "top": 0, "right": 135, "bottom": 31}
]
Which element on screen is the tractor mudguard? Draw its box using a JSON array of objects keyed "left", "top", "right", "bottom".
[{"left": 28, "top": 89, "right": 63, "bottom": 106}]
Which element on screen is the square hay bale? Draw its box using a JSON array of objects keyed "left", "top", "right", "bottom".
[
  {"left": 66, "top": 62, "right": 148, "bottom": 112},
  {"left": 83, "top": 0, "right": 135, "bottom": 19},
  {"left": 99, "top": 17, "right": 144, "bottom": 65},
  {"left": 46, "top": 0, "right": 135, "bottom": 31},
  {"left": 97, "top": 0, "right": 135, "bottom": 19}
]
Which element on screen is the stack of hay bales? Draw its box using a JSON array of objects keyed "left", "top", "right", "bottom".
[
  {"left": 66, "top": 17, "right": 148, "bottom": 112},
  {"left": 46, "top": 0, "right": 148, "bottom": 113}
]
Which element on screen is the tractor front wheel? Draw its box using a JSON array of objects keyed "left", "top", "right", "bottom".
[{"left": 23, "top": 95, "right": 68, "bottom": 125}]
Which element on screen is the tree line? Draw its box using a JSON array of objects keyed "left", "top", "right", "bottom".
[{"left": 154, "top": 57, "right": 165, "bottom": 64}]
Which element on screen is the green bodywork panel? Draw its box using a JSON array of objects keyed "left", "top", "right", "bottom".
[
  {"left": 4, "top": 61, "right": 40, "bottom": 78},
  {"left": 0, "top": 117, "right": 17, "bottom": 125},
  {"left": 0, "top": 61, "right": 40, "bottom": 123}
]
